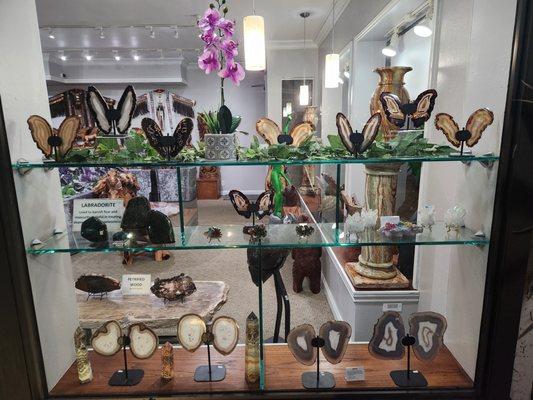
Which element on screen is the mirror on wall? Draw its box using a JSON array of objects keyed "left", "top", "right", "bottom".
[{"left": 281, "top": 79, "right": 315, "bottom": 130}]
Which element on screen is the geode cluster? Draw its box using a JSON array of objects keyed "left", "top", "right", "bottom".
[{"left": 150, "top": 273, "right": 197, "bottom": 302}]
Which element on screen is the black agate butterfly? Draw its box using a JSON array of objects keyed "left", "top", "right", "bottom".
[
  {"left": 141, "top": 117, "right": 194, "bottom": 161},
  {"left": 228, "top": 190, "right": 273, "bottom": 223},
  {"left": 86, "top": 85, "right": 137, "bottom": 136},
  {"left": 380, "top": 89, "right": 438, "bottom": 129},
  {"left": 336, "top": 113, "right": 381, "bottom": 157}
]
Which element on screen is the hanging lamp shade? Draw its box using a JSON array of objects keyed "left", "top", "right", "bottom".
[
  {"left": 243, "top": 15, "right": 266, "bottom": 71},
  {"left": 299, "top": 85, "right": 309, "bottom": 106},
  {"left": 324, "top": 53, "right": 340, "bottom": 88}
]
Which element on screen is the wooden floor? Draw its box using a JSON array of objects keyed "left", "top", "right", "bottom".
[{"left": 50, "top": 343, "right": 472, "bottom": 397}]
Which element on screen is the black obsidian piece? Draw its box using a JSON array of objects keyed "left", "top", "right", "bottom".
[
  {"left": 147, "top": 210, "right": 175, "bottom": 244},
  {"left": 81, "top": 217, "right": 108, "bottom": 243},
  {"left": 121, "top": 196, "right": 150, "bottom": 234}
]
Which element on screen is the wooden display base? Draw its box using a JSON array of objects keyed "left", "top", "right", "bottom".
[
  {"left": 197, "top": 177, "right": 220, "bottom": 199},
  {"left": 50, "top": 343, "right": 471, "bottom": 397},
  {"left": 345, "top": 263, "right": 411, "bottom": 290}
]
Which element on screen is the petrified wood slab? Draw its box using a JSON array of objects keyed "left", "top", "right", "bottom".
[{"left": 77, "top": 281, "right": 228, "bottom": 333}]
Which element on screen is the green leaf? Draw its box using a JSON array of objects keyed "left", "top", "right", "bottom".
[
  {"left": 327, "top": 135, "right": 344, "bottom": 150},
  {"left": 230, "top": 116, "right": 241, "bottom": 133},
  {"left": 217, "top": 105, "right": 233, "bottom": 134}
]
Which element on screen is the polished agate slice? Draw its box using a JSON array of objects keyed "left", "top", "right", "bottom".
[
  {"left": 177, "top": 314, "right": 206, "bottom": 352},
  {"left": 91, "top": 320, "right": 122, "bottom": 356},
  {"left": 287, "top": 324, "right": 317, "bottom": 366},
  {"left": 409, "top": 312, "right": 447, "bottom": 361},
  {"left": 319, "top": 320, "right": 352, "bottom": 364},
  {"left": 212, "top": 316, "right": 239, "bottom": 355},
  {"left": 368, "top": 312, "right": 406, "bottom": 360},
  {"left": 128, "top": 323, "right": 158, "bottom": 359}
]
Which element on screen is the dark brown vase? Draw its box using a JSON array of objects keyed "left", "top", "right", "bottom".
[{"left": 370, "top": 66, "right": 412, "bottom": 141}]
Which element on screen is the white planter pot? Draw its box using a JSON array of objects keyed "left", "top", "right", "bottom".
[{"left": 204, "top": 133, "right": 237, "bottom": 161}]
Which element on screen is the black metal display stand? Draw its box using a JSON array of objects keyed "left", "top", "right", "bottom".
[
  {"left": 193, "top": 334, "right": 226, "bottom": 382},
  {"left": 108, "top": 336, "right": 144, "bottom": 386},
  {"left": 265, "top": 269, "right": 290, "bottom": 343},
  {"left": 390, "top": 334, "right": 428, "bottom": 388},
  {"left": 301, "top": 337, "right": 335, "bottom": 389}
]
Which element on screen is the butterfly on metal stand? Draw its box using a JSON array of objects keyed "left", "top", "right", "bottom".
[
  {"left": 27, "top": 115, "right": 80, "bottom": 162},
  {"left": 255, "top": 118, "right": 314, "bottom": 146},
  {"left": 86, "top": 85, "right": 136, "bottom": 137},
  {"left": 336, "top": 113, "right": 381, "bottom": 158},
  {"left": 141, "top": 117, "right": 194, "bottom": 161},
  {"left": 380, "top": 89, "right": 438, "bottom": 130},
  {"left": 434, "top": 109, "right": 494, "bottom": 156},
  {"left": 228, "top": 190, "right": 273, "bottom": 226}
]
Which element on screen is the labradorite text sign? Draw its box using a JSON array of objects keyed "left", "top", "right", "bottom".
[{"left": 72, "top": 199, "right": 124, "bottom": 231}]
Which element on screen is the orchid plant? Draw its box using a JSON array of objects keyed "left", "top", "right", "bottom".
[{"left": 198, "top": 0, "right": 245, "bottom": 134}]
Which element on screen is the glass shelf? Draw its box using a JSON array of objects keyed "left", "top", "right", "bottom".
[
  {"left": 26, "top": 223, "right": 488, "bottom": 254},
  {"left": 12, "top": 153, "right": 499, "bottom": 170}
]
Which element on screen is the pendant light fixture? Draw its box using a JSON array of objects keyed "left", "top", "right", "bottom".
[
  {"left": 414, "top": 0, "right": 434, "bottom": 37},
  {"left": 243, "top": 0, "right": 266, "bottom": 71},
  {"left": 299, "top": 12, "right": 310, "bottom": 106},
  {"left": 324, "top": 0, "right": 339, "bottom": 89}
]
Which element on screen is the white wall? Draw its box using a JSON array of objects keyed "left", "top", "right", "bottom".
[
  {"left": 417, "top": 0, "right": 517, "bottom": 378},
  {"left": 48, "top": 66, "right": 268, "bottom": 194},
  {"left": 265, "top": 48, "right": 318, "bottom": 127},
  {"left": 0, "top": 0, "right": 78, "bottom": 390}
]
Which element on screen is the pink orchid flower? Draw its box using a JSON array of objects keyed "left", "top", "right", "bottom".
[
  {"left": 198, "top": 8, "right": 221, "bottom": 33},
  {"left": 217, "top": 18, "right": 235, "bottom": 37},
  {"left": 220, "top": 39, "right": 238, "bottom": 60},
  {"left": 218, "top": 61, "right": 245, "bottom": 85},
  {"left": 200, "top": 31, "right": 220, "bottom": 49},
  {"left": 198, "top": 50, "right": 221, "bottom": 74}
]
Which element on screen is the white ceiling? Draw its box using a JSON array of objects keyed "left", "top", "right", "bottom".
[{"left": 36, "top": 0, "right": 340, "bottom": 62}]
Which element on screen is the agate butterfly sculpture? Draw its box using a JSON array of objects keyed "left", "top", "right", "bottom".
[
  {"left": 434, "top": 108, "right": 494, "bottom": 155},
  {"left": 255, "top": 117, "right": 314, "bottom": 146},
  {"left": 86, "top": 85, "right": 136, "bottom": 136},
  {"left": 336, "top": 112, "right": 381, "bottom": 157},
  {"left": 141, "top": 117, "right": 194, "bottom": 161},
  {"left": 27, "top": 115, "right": 80, "bottom": 161},
  {"left": 380, "top": 89, "right": 438, "bottom": 129},
  {"left": 228, "top": 190, "right": 274, "bottom": 223}
]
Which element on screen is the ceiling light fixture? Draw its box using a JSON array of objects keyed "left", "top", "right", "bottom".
[
  {"left": 147, "top": 26, "right": 155, "bottom": 39},
  {"left": 84, "top": 52, "right": 93, "bottom": 61},
  {"left": 98, "top": 26, "right": 105, "bottom": 39},
  {"left": 414, "top": 0, "right": 434, "bottom": 37},
  {"left": 59, "top": 51, "right": 67, "bottom": 61},
  {"left": 133, "top": 50, "right": 140, "bottom": 61},
  {"left": 382, "top": 29, "right": 399, "bottom": 57},
  {"left": 324, "top": 0, "right": 339, "bottom": 89},
  {"left": 48, "top": 29, "right": 55, "bottom": 39},
  {"left": 113, "top": 50, "right": 121, "bottom": 61},
  {"left": 299, "top": 12, "right": 310, "bottom": 106},
  {"left": 243, "top": 0, "right": 266, "bottom": 71},
  {"left": 173, "top": 26, "right": 179, "bottom": 39}
]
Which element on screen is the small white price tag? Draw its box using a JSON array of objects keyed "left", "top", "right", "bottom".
[
  {"left": 121, "top": 274, "right": 151, "bottom": 295},
  {"left": 345, "top": 367, "right": 365, "bottom": 382},
  {"left": 383, "top": 302, "right": 403, "bottom": 312},
  {"left": 380, "top": 215, "right": 400, "bottom": 228},
  {"left": 72, "top": 199, "right": 124, "bottom": 231}
]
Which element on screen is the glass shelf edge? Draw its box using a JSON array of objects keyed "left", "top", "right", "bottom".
[{"left": 12, "top": 155, "right": 500, "bottom": 170}]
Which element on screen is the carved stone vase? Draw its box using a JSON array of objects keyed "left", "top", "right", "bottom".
[
  {"left": 356, "top": 163, "right": 401, "bottom": 279},
  {"left": 370, "top": 66, "right": 412, "bottom": 141}
]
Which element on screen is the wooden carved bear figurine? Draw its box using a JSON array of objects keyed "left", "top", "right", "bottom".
[{"left": 291, "top": 215, "right": 322, "bottom": 294}]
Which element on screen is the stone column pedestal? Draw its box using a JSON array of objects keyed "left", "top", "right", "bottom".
[{"left": 355, "top": 163, "right": 401, "bottom": 279}]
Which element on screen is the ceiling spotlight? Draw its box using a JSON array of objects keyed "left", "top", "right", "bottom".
[
  {"left": 147, "top": 26, "right": 155, "bottom": 39},
  {"left": 59, "top": 51, "right": 67, "bottom": 61},
  {"left": 382, "top": 30, "right": 399, "bottom": 57},
  {"left": 113, "top": 51, "right": 121, "bottom": 61},
  {"left": 414, "top": 17, "right": 432, "bottom": 37},
  {"left": 343, "top": 65, "right": 350, "bottom": 79},
  {"left": 133, "top": 50, "right": 140, "bottom": 61},
  {"left": 85, "top": 53, "right": 93, "bottom": 61},
  {"left": 98, "top": 26, "right": 105, "bottom": 39},
  {"left": 173, "top": 26, "right": 179, "bottom": 39},
  {"left": 48, "top": 29, "right": 55, "bottom": 39}
]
